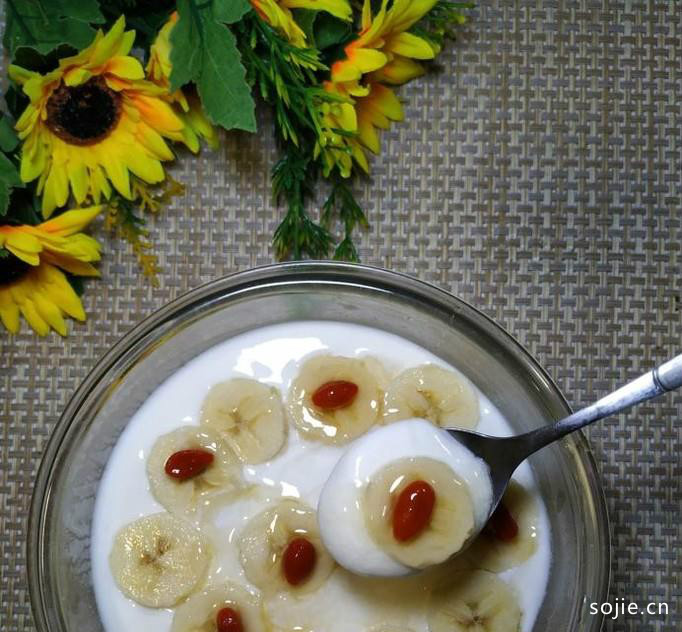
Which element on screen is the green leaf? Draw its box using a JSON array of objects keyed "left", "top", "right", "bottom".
[
  {"left": 213, "top": 0, "right": 251, "bottom": 24},
  {"left": 169, "top": 0, "right": 203, "bottom": 90},
  {"left": 0, "top": 117, "right": 19, "bottom": 153},
  {"left": 170, "top": 0, "right": 256, "bottom": 132},
  {"left": 4, "top": 0, "right": 104, "bottom": 59},
  {"left": 314, "top": 13, "right": 351, "bottom": 50},
  {"left": 199, "top": 20, "right": 256, "bottom": 132},
  {"left": 0, "top": 152, "right": 23, "bottom": 216},
  {"left": 0, "top": 248, "right": 10, "bottom": 259}
]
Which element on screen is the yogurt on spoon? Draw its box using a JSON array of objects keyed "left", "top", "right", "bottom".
[{"left": 317, "top": 418, "right": 493, "bottom": 576}]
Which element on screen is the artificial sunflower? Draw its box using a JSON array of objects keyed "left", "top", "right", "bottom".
[
  {"left": 0, "top": 206, "right": 102, "bottom": 336},
  {"left": 10, "top": 17, "right": 186, "bottom": 218},
  {"left": 147, "top": 12, "right": 218, "bottom": 152},
  {"left": 331, "top": 0, "right": 438, "bottom": 84},
  {"left": 250, "top": 0, "right": 352, "bottom": 48}
]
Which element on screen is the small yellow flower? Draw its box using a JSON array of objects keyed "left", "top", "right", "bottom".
[
  {"left": 315, "top": 81, "right": 363, "bottom": 178},
  {"left": 331, "top": 0, "right": 438, "bottom": 84},
  {"left": 251, "top": 0, "right": 351, "bottom": 48},
  {"left": 10, "top": 17, "right": 187, "bottom": 218},
  {"left": 147, "top": 12, "right": 217, "bottom": 152},
  {"left": 0, "top": 206, "right": 102, "bottom": 336},
  {"left": 315, "top": 80, "right": 403, "bottom": 177}
]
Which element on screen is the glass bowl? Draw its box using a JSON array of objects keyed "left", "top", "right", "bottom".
[{"left": 28, "top": 262, "right": 610, "bottom": 631}]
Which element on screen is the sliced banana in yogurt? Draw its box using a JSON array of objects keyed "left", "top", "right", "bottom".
[
  {"left": 363, "top": 457, "right": 475, "bottom": 569},
  {"left": 109, "top": 512, "right": 211, "bottom": 608},
  {"left": 464, "top": 480, "right": 539, "bottom": 572},
  {"left": 238, "top": 499, "right": 336, "bottom": 594},
  {"left": 428, "top": 570, "right": 521, "bottom": 632},
  {"left": 147, "top": 425, "right": 241, "bottom": 517},
  {"left": 171, "top": 582, "right": 269, "bottom": 632},
  {"left": 201, "top": 377, "right": 288, "bottom": 464},
  {"left": 287, "top": 354, "right": 386, "bottom": 445},
  {"left": 383, "top": 364, "right": 479, "bottom": 429}
]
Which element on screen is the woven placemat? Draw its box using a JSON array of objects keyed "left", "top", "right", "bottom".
[{"left": 1, "top": 2, "right": 681, "bottom": 631}]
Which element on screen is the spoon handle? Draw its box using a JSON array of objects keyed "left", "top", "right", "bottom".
[{"left": 517, "top": 354, "right": 682, "bottom": 458}]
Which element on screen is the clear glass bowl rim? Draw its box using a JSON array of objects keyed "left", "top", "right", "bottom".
[{"left": 27, "top": 261, "right": 610, "bottom": 631}]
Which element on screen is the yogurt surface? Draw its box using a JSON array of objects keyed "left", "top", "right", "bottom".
[{"left": 91, "top": 321, "right": 551, "bottom": 632}]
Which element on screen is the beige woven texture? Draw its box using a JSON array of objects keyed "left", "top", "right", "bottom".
[{"left": 1, "top": 2, "right": 681, "bottom": 631}]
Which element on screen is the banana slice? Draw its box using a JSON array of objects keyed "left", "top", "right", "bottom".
[
  {"left": 363, "top": 457, "right": 475, "bottom": 569},
  {"left": 428, "top": 570, "right": 521, "bottom": 632},
  {"left": 147, "top": 426, "right": 242, "bottom": 517},
  {"left": 171, "top": 582, "right": 268, "bottom": 632},
  {"left": 238, "top": 499, "right": 335, "bottom": 593},
  {"left": 383, "top": 365, "right": 480, "bottom": 429},
  {"left": 367, "top": 626, "right": 416, "bottom": 632},
  {"left": 201, "top": 378, "right": 287, "bottom": 463},
  {"left": 109, "top": 512, "right": 211, "bottom": 608},
  {"left": 287, "top": 354, "right": 386, "bottom": 445},
  {"left": 464, "top": 481, "right": 538, "bottom": 572}
]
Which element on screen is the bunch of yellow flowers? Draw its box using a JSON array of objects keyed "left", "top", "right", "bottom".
[
  {"left": 1, "top": 15, "right": 215, "bottom": 336},
  {"left": 0, "top": 0, "right": 471, "bottom": 335}
]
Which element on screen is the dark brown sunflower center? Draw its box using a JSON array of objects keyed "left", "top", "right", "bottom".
[
  {"left": 0, "top": 252, "right": 30, "bottom": 285},
  {"left": 46, "top": 76, "right": 122, "bottom": 146}
]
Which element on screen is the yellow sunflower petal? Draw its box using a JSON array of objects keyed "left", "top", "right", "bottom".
[
  {"left": 15, "top": 106, "right": 39, "bottom": 136},
  {"left": 42, "top": 252, "right": 100, "bottom": 277},
  {"left": 333, "top": 48, "right": 388, "bottom": 82},
  {"left": 100, "top": 149, "right": 132, "bottom": 198},
  {"left": 106, "top": 56, "right": 145, "bottom": 80},
  {"left": 19, "top": 298, "right": 50, "bottom": 336},
  {"left": 68, "top": 161, "right": 90, "bottom": 203},
  {"left": 42, "top": 266, "right": 86, "bottom": 321},
  {"left": 281, "top": 0, "right": 352, "bottom": 21},
  {"left": 20, "top": 135, "right": 49, "bottom": 183},
  {"left": 135, "top": 123, "right": 175, "bottom": 161},
  {"left": 42, "top": 166, "right": 70, "bottom": 217},
  {"left": 185, "top": 99, "right": 218, "bottom": 149},
  {"left": 385, "top": 0, "right": 438, "bottom": 32},
  {"left": 132, "top": 94, "right": 184, "bottom": 133},
  {"left": 33, "top": 292, "right": 67, "bottom": 336},
  {"left": 40, "top": 205, "right": 102, "bottom": 236},
  {"left": 370, "top": 84, "right": 404, "bottom": 120},
  {"left": 90, "top": 16, "right": 128, "bottom": 66},
  {"left": 63, "top": 67, "right": 93, "bottom": 86},
  {"left": 104, "top": 76, "right": 133, "bottom": 92},
  {"left": 350, "top": 141, "right": 369, "bottom": 172},
  {"left": 372, "top": 56, "right": 425, "bottom": 84},
  {"left": 385, "top": 32, "right": 436, "bottom": 59},
  {"left": 125, "top": 150, "right": 166, "bottom": 183},
  {"left": 60, "top": 233, "right": 102, "bottom": 261},
  {"left": 89, "top": 166, "right": 113, "bottom": 202},
  {"left": 3, "top": 230, "right": 42, "bottom": 265},
  {"left": 0, "top": 288, "right": 21, "bottom": 333},
  {"left": 357, "top": 114, "right": 381, "bottom": 153},
  {"left": 8, "top": 64, "right": 36, "bottom": 85}
]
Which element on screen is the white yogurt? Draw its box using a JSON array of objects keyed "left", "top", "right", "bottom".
[
  {"left": 318, "top": 419, "right": 493, "bottom": 576},
  {"left": 91, "top": 321, "right": 551, "bottom": 632}
]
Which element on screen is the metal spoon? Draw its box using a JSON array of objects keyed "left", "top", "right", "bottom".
[{"left": 448, "top": 354, "right": 682, "bottom": 527}]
